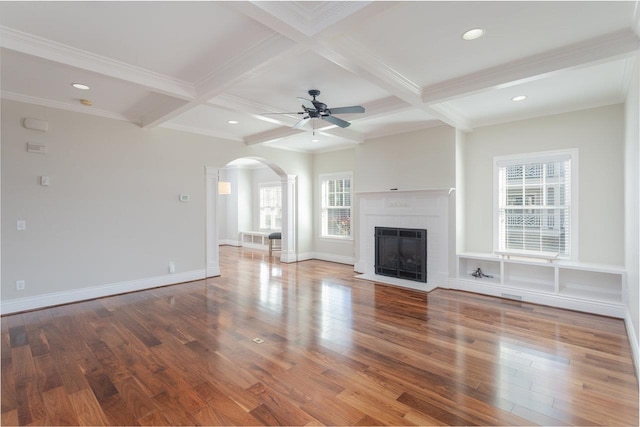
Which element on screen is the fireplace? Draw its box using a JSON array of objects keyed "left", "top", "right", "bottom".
[{"left": 375, "top": 227, "right": 427, "bottom": 283}]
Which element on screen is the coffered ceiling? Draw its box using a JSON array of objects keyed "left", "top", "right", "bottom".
[{"left": 1, "top": 1, "right": 638, "bottom": 153}]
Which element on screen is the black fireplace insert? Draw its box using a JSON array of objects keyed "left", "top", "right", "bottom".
[{"left": 375, "top": 227, "right": 427, "bottom": 282}]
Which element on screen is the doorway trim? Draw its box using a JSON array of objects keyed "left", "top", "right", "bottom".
[{"left": 205, "top": 162, "right": 297, "bottom": 277}]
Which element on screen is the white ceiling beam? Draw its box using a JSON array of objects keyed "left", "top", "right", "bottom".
[
  {"left": 0, "top": 26, "right": 196, "bottom": 100},
  {"left": 244, "top": 126, "right": 305, "bottom": 146},
  {"left": 140, "top": 35, "right": 300, "bottom": 128},
  {"left": 224, "top": 2, "right": 311, "bottom": 42},
  {"left": 422, "top": 29, "right": 640, "bottom": 105},
  {"left": 317, "top": 36, "right": 423, "bottom": 106}
]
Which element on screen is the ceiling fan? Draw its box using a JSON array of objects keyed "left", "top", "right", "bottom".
[{"left": 263, "top": 89, "right": 365, "bottom": 130}]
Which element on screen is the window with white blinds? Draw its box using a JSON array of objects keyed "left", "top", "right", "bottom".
[
  {"left": 259, "top": 184, "right": 281, "bottom": 231},
  {"left": 321, "top": 173, "right": 352, "bottom": 239},
  {"left": 496, "top": 151, "right": 575, "bottom": 257}
]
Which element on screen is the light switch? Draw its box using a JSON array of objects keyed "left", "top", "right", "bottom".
[
  {"left": 40, "top": 176, "right": 50, "bottom": 186},
  {"left": 17, "top": 220, "right": 26, "bottom": 231}
]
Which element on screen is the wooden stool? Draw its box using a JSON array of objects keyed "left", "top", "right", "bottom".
[{"left": 268, "top": 232, "right": 282, "bottom": 256}]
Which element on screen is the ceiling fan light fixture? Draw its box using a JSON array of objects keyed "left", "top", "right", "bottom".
[{"left": 462, "top": 28, "right": 485, "bottom": 41}]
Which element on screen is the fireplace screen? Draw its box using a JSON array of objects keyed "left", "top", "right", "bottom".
[{"left": 375, "top": 227, "right": 427, "bottom": 283}]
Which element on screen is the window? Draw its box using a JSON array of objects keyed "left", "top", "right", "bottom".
[
  {"left": 259, "top": 184, "right": 281, "bottom": 230},
  {"left": 321, "top": 173, "right": 352, "bottom": 239},
  {"left": 495, "top": 150, "right": 576, "bottom": 258}
]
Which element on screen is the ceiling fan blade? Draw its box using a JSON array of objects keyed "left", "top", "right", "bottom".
[
  {"left": 297, "top": 97, "right": 316, "bottom": 110},
  {"left": 328, "top": 106, "right": 365, "bottom": 115},
  {"left": 322, "top": 115, "right": 351, "bottom": 128},
  {"left": 261, "top": 112, "right": 304, "bottom": 115},
  {"left": 292, "top": 117, "right": 310, "bottom": 129}
]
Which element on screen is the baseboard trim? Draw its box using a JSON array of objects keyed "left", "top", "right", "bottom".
[
  {"left": 219, "top": 239, "right": 241, "bottom": 246},
  {"left": 297, "top": 252, "right": 354, "bottom": 265},
  {"left": 452, "top": 278, "right": 625, "bottom": 318},
  {"left": 1, "top": 269, "right": 206, "bottom": 315},
  {"left": 624, "top": 307, "right": 639, "bottom": 377}
]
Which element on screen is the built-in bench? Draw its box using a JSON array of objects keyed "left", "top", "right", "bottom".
[
  {"left": 241, "top": 231, "right": 282, "bottom": 255},
  {"left": 240, "top": 231, "right": 270, "bottom": 249}
]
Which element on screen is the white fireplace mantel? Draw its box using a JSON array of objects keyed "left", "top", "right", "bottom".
[
  {"left": 354, "top": 187, "right": 454, "bottom": 292},
  {"left": 354, "top": 188, "right": 454, "bottom": 197}
]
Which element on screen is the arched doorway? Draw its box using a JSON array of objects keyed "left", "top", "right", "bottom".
[{"left": 205, "top": 158, "right": 297, "bottom": 277}]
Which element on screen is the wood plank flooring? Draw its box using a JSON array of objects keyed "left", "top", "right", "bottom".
[{"left": 2, "top": 246, "right": 638, "bottom": 426}]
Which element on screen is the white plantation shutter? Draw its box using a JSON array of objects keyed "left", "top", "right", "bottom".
[
  {"left": 497, "top": 153, "right": 572, "bottom": 257},
  {"left": 321, "top": 173, "right": 352, "bottom": 238}
]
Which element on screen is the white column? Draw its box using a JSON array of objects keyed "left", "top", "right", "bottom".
[
  {"left": 280, "top": 174, "right": 297, "bottom": 263},
  {"left": 205, "top": 166, "right": 221, "bottom": 277}
]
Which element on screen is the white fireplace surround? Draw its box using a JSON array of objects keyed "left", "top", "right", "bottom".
[{"left": 354, "top": 188, "right": 454, "bottom": 292}]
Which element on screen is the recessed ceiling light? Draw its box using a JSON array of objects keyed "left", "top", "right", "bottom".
[
  {"left": 312, "top": 139, "right": 319, "bottom": 143},
  {"left": 511, "top": 95, "right": 527, "bottom": 102},
  {"left": 71, "top": 83, "right": 90, "bottom": 90},
  {"left": 227, "top": 120, "right": 239, "bottom": 124},
  {"left": 462, "top": 28, "right": 485, "bottom": 41}
]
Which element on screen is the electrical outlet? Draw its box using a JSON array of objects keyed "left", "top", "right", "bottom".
[
  {"left": 168, "top": 262, "right": 175, "bottom": 274},
  {"left": 17, "top": 220, "right": 26, "bottom": 231},
  {"left": 16, "top": 280, "right": 25, "bottom": 291}
]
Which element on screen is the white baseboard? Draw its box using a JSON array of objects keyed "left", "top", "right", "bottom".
[
  {"left": 219, "top": 239, "right": 241, "bottom": 246},
  {"left": 296, "top": 252, "right": 354, "bottom": 265},
  {"left": 452, "top": 278, "right": 625, "bottom": 318},
  {"left": 624, "top": 307, "right": 639, "bottom": 377},
  {"left": 1, "top": 269, "right": 206, "bottom": 315}
]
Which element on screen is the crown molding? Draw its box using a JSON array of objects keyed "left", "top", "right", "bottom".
[
  {"left": 1, "top": 91, "right": 131, "bottom": 122},
  {"left": 158, "top": 122, "right": 243, "bottom": 142},
  {"left": 0, "top": 26, "right": 196, "bottom": 100},
  {"left": 315, "top": 127, "right": 364, "bottom": 144},
  {"left": 363, "top": 120, "right": 445, "bottom": 142},
  {"left": 422, "top": 29, "right": 640, "bottom": 105},
  {"left": 470, "top": 97, "right": 625, "bottom": 130},
  {"left": 620, "top": 55, "right": 639, "bottom": 97},
  {"left": 425, "top": 103, "right": 472, "bottom": 132}
]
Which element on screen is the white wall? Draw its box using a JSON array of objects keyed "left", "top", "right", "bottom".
[
  {"left": 354, "top": 125, "right": 456, "bottom": 192},
  {"left": 1, "top": 100, "right": 313, "bottom": 311},
  {"left": 623, "top": 54, "right": 639, "bottom": 369},
  {"left": 464, "top": 104, "right": 625, "bottom": 265}
]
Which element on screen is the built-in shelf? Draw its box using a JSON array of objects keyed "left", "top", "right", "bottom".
[
  {"left": 455, "top": 253, "right": 625, "bottom": 318},
  {"left": 241, "top": 231, "right": 272, "bottom": 250}
]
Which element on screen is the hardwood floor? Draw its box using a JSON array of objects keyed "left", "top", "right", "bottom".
[{"left": 2, "top": 246, "right": 638, "bottom": 426}]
